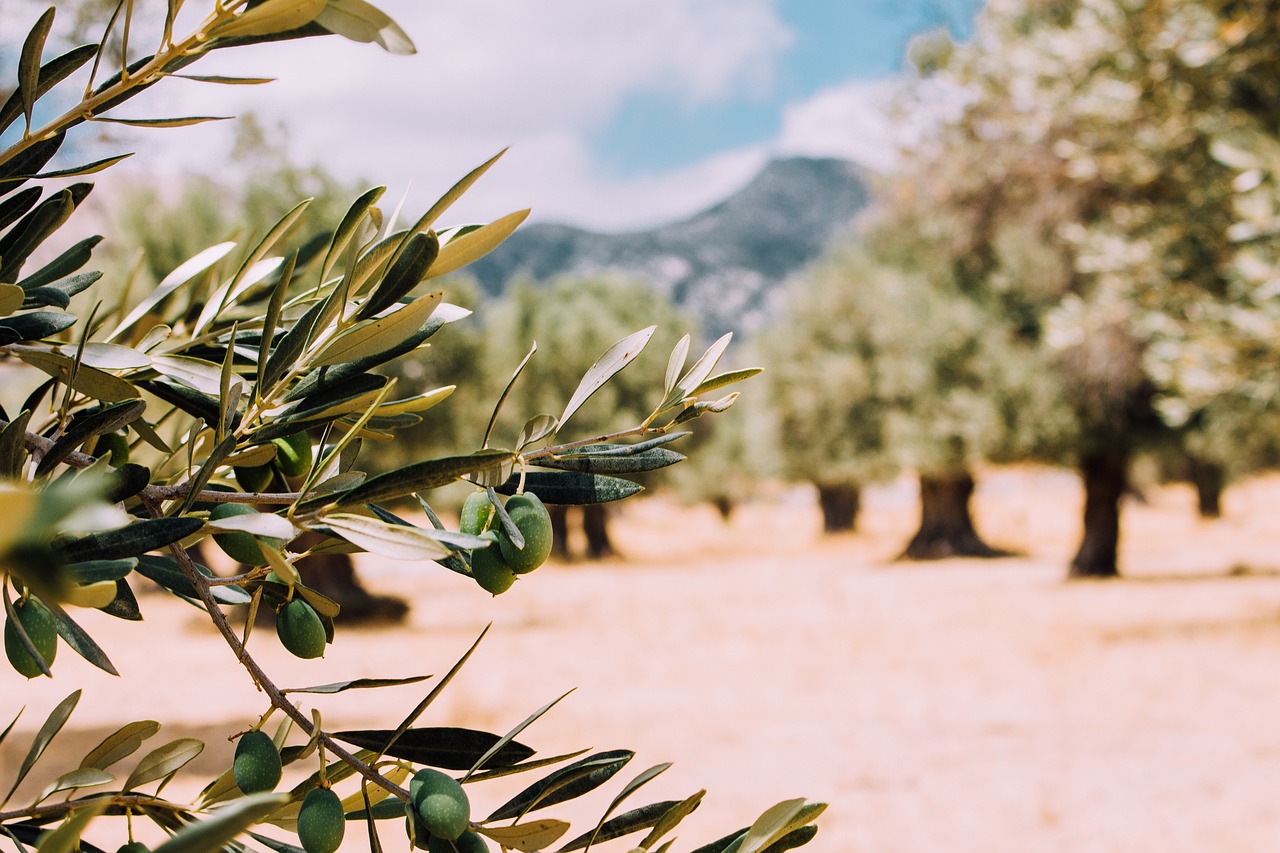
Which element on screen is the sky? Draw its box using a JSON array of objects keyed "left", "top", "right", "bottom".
[{"left": 9, "top": 0, "right": 985, "bottom": 232}]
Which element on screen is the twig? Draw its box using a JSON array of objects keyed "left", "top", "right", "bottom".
[{"left": 140, "top": 494, "right": 411, "bottom": 803}]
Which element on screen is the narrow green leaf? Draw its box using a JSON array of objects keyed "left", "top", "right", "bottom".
[
  {"left": 58, "top": 517, "right": 204, "bottom": 562},
  {"left": 640, "top": 790, "right": 707, "bottom": 850},
  {"left": 124, "top": 738, "right": 204, "bottom": 791},
  {"left": 107, "top": 242, "right": 236, "bottom": 342},
  {"left": 91, "top": 115, "right": 229, "bottom": 128},
  {"left": 487, "top": 750, "right": 634, "bottom": 822},
  {"left": 311, "top": 291, "right": 441, "bottom": 367},
  {"left": 18, "top": 8, "right": 55, "bottom": 133},
  {"left": 0, "top": 312, "right": 78, "bottom": 345},
  {"left": 663, "top": 334, "right": 690, "bottom": 399},
  {"left": 478, "top": 821, "right": 570, "bottom": 853},
  {"left": 558, "top": 327, "right": 656, "bottom": 432},
  {"left": 283, "top": 674, "right": 431, "bottom": 695},
  {"left": 736, "top": 799, "right": 817, "bottom": 853},
  {"left": 333, "top": 449, "right": 515, "bottom": 508},
  {"left": 463, "top": 690, "right": 573, "bottom": 781},
  {"left": 534, "top": 447, "right": 685, "bottom": 475},
  {"left": 428, "top": 208, "right": 530, "bottom": 278},
  {"left": 572, "top": 764, "right": 671, "bottom": 852},
  {"left": 332, "top": 726, "right": 534, "bottom": 770},
  {"left": 47, "top": 601, "right": 117, "bottom": 675},
  {"left": 321, "top": 513, "right": 451, "bottom": 560},
  {"left": 134, "top": 555, "right": 251, "bottom": 605},
  {"left": 208, "top": 0, "right": 326, "bottom": 40},
  {"left": 319, "top": 186, "right": 386, "bottom": 286},
  {"left": 690, "top": 367, "right": 763, "bottom": 398},
  {"left": 170, "top": 74, "right": 274, "bottom": 85},
  {"left": 150, "top": 792, "right": 289, "bottom": 853},
  {"left": 557, "top": 798, "right": 686, "bottom": 852},
  {"left": 16, "top": 350, "right": 140, "bottom": 403},
  {"left": 517, "top": 414, "right": 558, "bottom": 451},
  {"left": 36, "top": 399, "right": 147, "bottom": 476},
  {"left": 0, "top": 283, "right": 24, "bottom": 315},
  {"left": 314, "top": 0, "right": 415, "bottom": 54},
  {"left": 354, "top": 231, "right": 439, "bottom": 320},
  {"left": 67, "top": 559, "right": 137, "bottom": 584},
  {"left": 34, "top": 768, "right": 115, "bottom": 804},
  {"left": 675, "top": 334, "right": 733, "bottom": 401},
  {"left": 0, "top": 410, "right": 33, "bottom": 478},
  {"left": 484, "top": 342, "right": 537, "bottom": 448},
  {"left": 4, "top": 690, "right": 80, "bottom": 807},
  {"left": 495, "top": 472, "right": 643, "bottom": 505},
  {"left": 80, "top": 720, "right": 160, "bottom": 770},
  {"left": 0, "top": 44, "right": 96, "bottom": 136},
  {"left": 374, "top": 625, "right": 490, "bottom": 761},
  {"left": 57, "top": 342, "right": 151, "bottom": 370},
  {"left": 27, "top": 152, "right": 133, "bottom": 179},
  {"left": 0, "top": 708, "right": 23, "bottom": 752}
]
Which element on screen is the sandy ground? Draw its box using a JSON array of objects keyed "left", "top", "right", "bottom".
[{"left": 6, "top": 466, "right": 1280, "bottom": 852}]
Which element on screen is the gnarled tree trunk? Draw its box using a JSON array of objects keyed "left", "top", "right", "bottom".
[
  {"left": 1187, "top": 457, "right": 1224, "bottom": 519},
  {"left": 582, "top": 504, "right": 616, "bottom": 560},
  {"left": 1069, "top": 450, "right": 1128, "bottom": 579},
  {"left": 900, "top": 472, "right": 1006, "bottom": 560},
  {"left": 815, "top": 481, "right": 860, "bottom": 533},
  {"left": 548, "top": 504, "right": 571, "bottom": 560}
]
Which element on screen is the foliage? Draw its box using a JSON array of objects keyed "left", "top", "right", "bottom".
[{"left": 0, "top": 4, "right": 819, "bottom": 853}]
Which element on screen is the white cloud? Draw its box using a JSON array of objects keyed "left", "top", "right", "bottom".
[
  {"left": 98, "top": 0, "right": 790, "bottom": 231},
  {"left": 772, "top": 78, "right": 909, "bottom": 171}
]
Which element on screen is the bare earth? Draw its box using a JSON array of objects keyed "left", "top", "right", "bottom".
[{"left": 7, "top": 466, "right": 1280, "bottom": 852}]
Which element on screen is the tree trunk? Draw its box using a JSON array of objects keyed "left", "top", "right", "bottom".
[
  {"left": 1187, "top": 457, "right": 1224, "bottom": 519},
  {"left": 297, "top": 551, "right": 409, "bottom": 624},
  {"left": 548, "top": 504, "right": 571, "bottom": 560},
  {"left": 582, "top": 504, "right": 616, "bottom": 560},
  {"left": 711, "top": 496, "right": 735, "bottom": 522},
  {"left": 900, "top": 472, "right": 1006, "bottom": 560},
  {"left": 1069, "top": 450, "right": 1128, "bottom": 579},
  {"left": 815, "top": 482, "right": 860, "bottom": 533}
]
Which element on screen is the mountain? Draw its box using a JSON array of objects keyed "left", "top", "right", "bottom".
[{"left": 464, "top": 157, "right": 871, "bottom": 336}]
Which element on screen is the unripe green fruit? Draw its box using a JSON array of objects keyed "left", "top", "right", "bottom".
[
  {"left": 99, "top": 432, "right": 130, "bottom": 466},
  {"left": 410, "top": 769, "right": 470, "bottom": 842},
  {"left": 297, "top": 787, "right": 346, "bottom": 853},
  {"left": 209, "top": 503, "right": 280, "bottom": 566},
  {"left": 427, "top": 831, "right": 489, "bottom": 853},
  {"left": 469, "top": 531, "right": 516, "bottom": 596},
  {"left": 117, "top": 842, "right": 149, "bottom": 853},
  {"left": 4, "top": 597, "right": 57, "bottom": 678},
  {"left": 235, "top": 464, "right": 275, "bottom": 493},
  {"left": 458, "top": 491, "right": 493, "bottom": 535},
  {"left": 277, "top": 598, "right": 326, "bottom": 659},
  {"left": 495, "top": 493, "right": 553, "bottom": 574},
  {"left": 233, "top": 730, "right": 282, "bottom": 794},
  {"left": 273, "top": 432, "right": 313, "bottom": 478}
]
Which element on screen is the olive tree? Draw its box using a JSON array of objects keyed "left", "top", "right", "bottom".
[{"left": 0, "top": 4, "right": 822, "bottom": 853}]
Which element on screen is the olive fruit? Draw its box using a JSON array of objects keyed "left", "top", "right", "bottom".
[
  {"left": 495, "top": 492, "right": 553, "bottom": 574},
  {"left": 458, "top": 491, "right": 493, "bottom": 535},
  {"left": 99, "top": 432, "right": 130, "bottom": 466},
  {"left": 116, "top": 843, "right": 149, "bottom": 853},
  {"left": 276, "top": 598, "right": 326, "bottom": 659},
  {"left": 273, "top": 432, "right": 313, "bottom": 478},
  {"left": 410, "top": 768, "right": 470, "bottom": 842},
  {"left": 209, "top": 503, "right": 280, "bottom": 566},
  {"left": 297, "top": 787, "right": 346, "bottom": 853},
  {"left": 468, "top": 531, "right": 516, "bottom": 596},
  {"left": 235, "top": 463, "right": 275, "bottom": 494},
  {"left": 427, "top": 831, "right": 489, "bottom": 853},
  {"left": 4, "top": 597, "right": 57, "bottom": 678},
  {"left": 233, "top": 730, "right": 282, "bottom": 794}
]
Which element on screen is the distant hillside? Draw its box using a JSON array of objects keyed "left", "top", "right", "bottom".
[{"left": 464, "top": 157, "right": 871, "bottom": 336}]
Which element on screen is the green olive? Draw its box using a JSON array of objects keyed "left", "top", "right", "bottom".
[
  {"left": 458, "top": 491, "right": 493, "bottom": 535},
  {"left": 233, "top": 730, "right": 282, "bottom": 794},
  {"left": 116, "top": 843, "right": 150, "bottom": 853},
  {"left": 276, "top": 598, "right": 326, "bottom": 659},
  {"left": 4, "top": 597, "right": 57, "bottom": 678},
  {"left": 410, "top": 768, "right": 470, "bottom": 842},
  {"left": 427, "top": 830, "right": 489, "bottom": 853},
  {"left": 99, "top": 432, "right": 130, "bottom": 466},
  {"left": 235, "top": 464, "right": 275, "bottom": 494},
  {"left": 297, "top": 787, "right": 346, "bottom": 853},
  {"left": 272, "top": 432, "right": 313, "bottom": 478},
  {"left": 495, "top": 492, "right": 554, "bottom": 574},
  {"left": 209, "top": 503, "right": 281, "bottom": 566},
  {"left": 469, "top": 531, "right": 516, "bottom": 596}
]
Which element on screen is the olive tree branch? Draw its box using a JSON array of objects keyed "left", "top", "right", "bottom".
[{"left": 139, "top": 493, "right": 410, "bottom": 803}]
